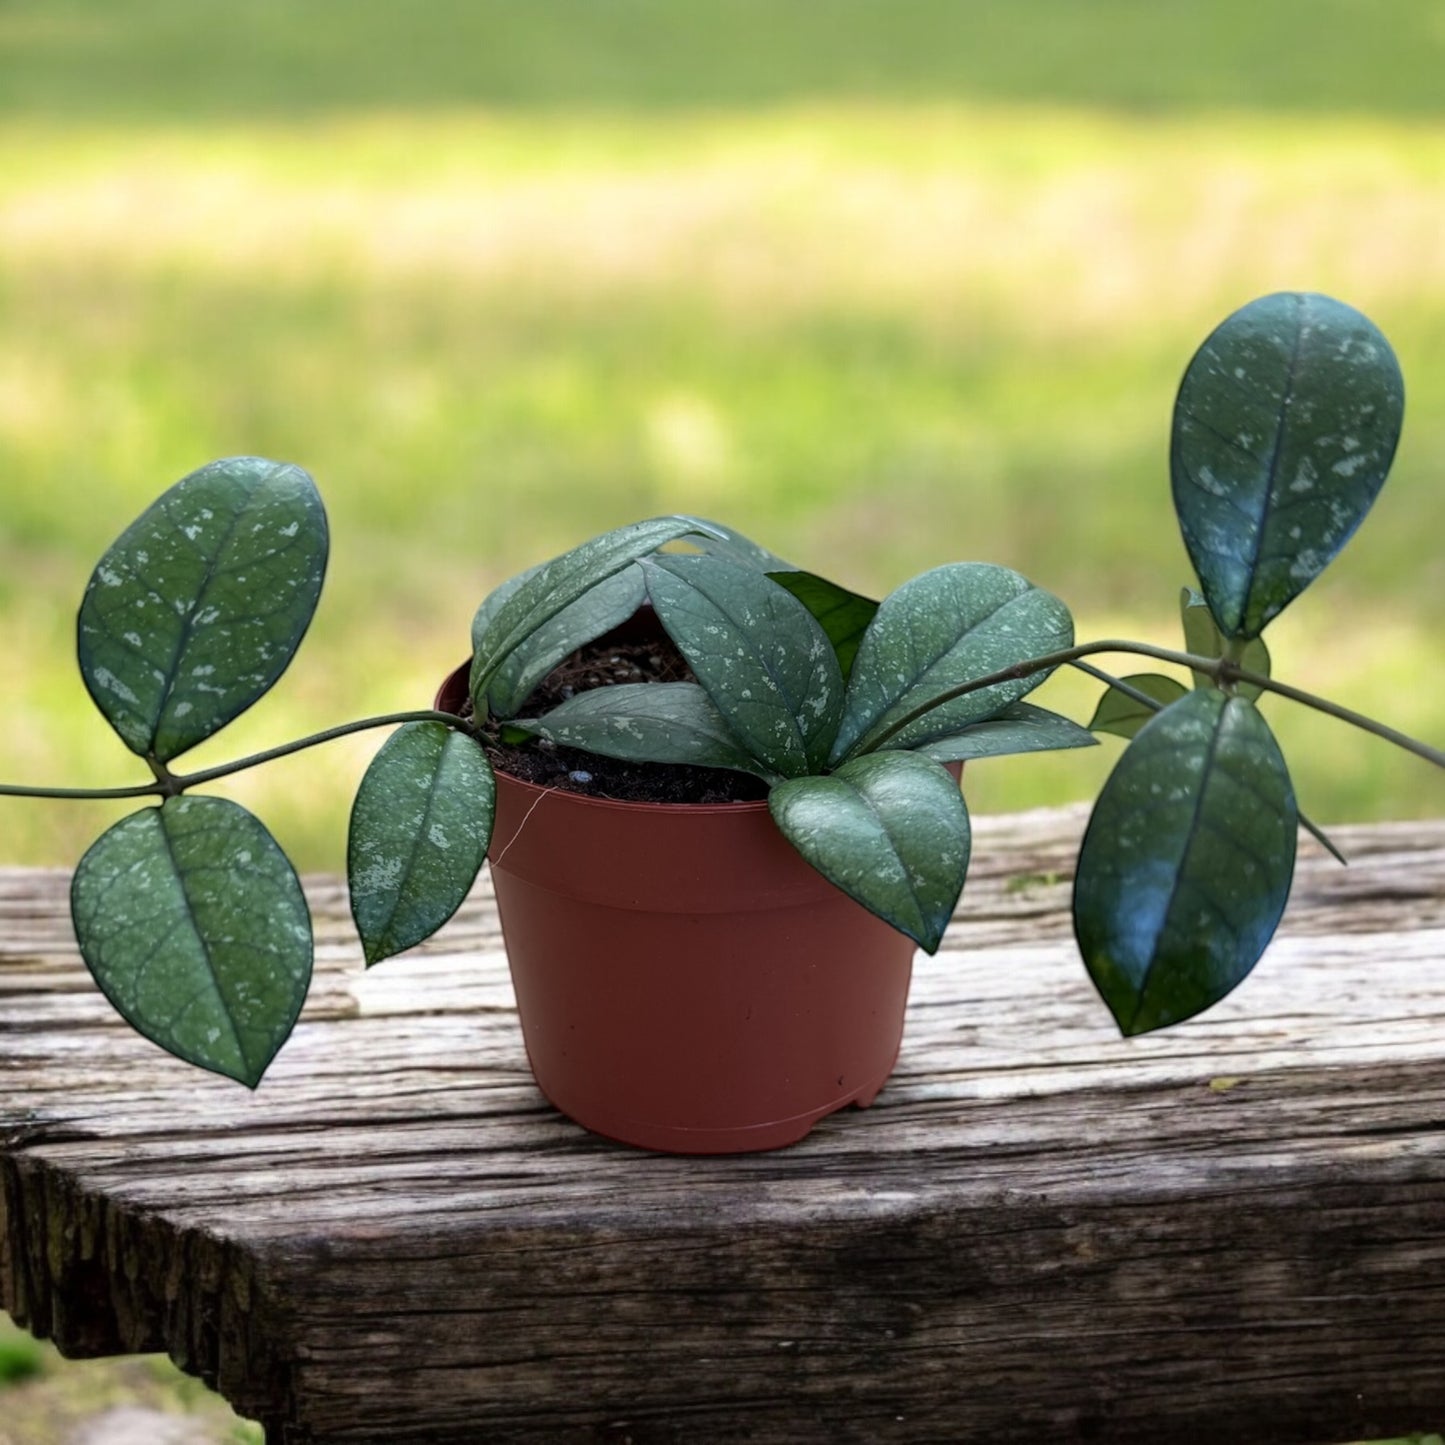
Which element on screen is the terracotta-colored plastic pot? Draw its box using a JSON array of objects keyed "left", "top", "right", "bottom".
[{"left": 438, "top": 662, "right": 919, "bottom": 1154}]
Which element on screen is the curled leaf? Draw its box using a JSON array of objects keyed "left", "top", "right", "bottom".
[
  {"left": 483, "top": 565, "right": 646, "bottom": 719},
  {"left": 470, "top": 516, "right": 720, "bottom": 709}
]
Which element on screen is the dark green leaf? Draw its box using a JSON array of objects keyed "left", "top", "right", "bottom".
[
  {"left": 766, "top": 570, "right": 879, "bottom": 679},
  {"left": 77, "top": 457, "right": 328, "bottom": 763},
  {"left": 1180, "top": 587, "right": 1271, "bottom": 699},
  {"left": 348, "top": 723, "right": 496, "bottom": 967},
  {"left": 644, "top": 554, "right": 844, "bottom": 778},
  {"left": 514, "top": 682, "right": 777, "bottom": 779},
  {"left": 769, "top": 751, "right": 970, "bottom": 953},
  {"left": 832, "top": 562, "right": 1073, "bottom": 762},
  {"left": 469, "top": 516, "right": 719, "bottom": 709},
  {"left": 1171, "top": 292, "right": 1404, "bottom": 639},
  {"left": 1088, "top": 673, "right": 1189, "bottom": 741},
  {"left": 1073, "top": 688, "right": 1297, "bottom": 1036},
  {"left": 484, "top": 565, "right": 646, "bottom": 719},
  {"left": 70, "top": 795, "right": 312, "bottom": 1087},
  {"left": 919, "top": 702, "right": 1098, "bottom": 762}
]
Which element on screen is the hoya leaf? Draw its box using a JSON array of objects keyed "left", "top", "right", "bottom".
[
  {"left": 485, "top": 565, "right": 646, "bottom": 719},
  {"left": 769, "top": 751, "right": 970, "bottom": 953},
  {"left": 644, "top": 554, "right": 844, "bottom": 778},
  {"left": 918, "top": 702, "right": 1098, "bottom": 762},
  {"left": 832, "top": 562, "right": 1074, "bottom": 763},
  {"left": 1087, "top": 673, "right": 1189, "bottom": 741},
  {"left": 469, "top": 516, "right": 719, "bottom": 709},
  {"left": 666, "top": 517, "right": 795, "bottom": 573},
  {"left": 70, "top": 795, "right": 312, "bottom": 1087},
  {"left": 77, "top": 457, "right": 328, "bottom": 763},
  {"left": 1180, "top": 588, "right": 1271, "bottom": 699},
  {"left": 348, "top": 723, "right": 496, "bottom": 967},
  {"left": 514, "top": 682, "right": 778, "bottom": 779},
  {"left": 1073, "top": 688, "right": 1297, "bottom": 1036},
  {"left": 470, "top": 562, "right": 540, "bottom": 642},
  {"left": 1171, "top": 292, "right": 1404, "bottom": 640},
  {"left": 766, "top": 570, "right": 879, "bottom": 679}
]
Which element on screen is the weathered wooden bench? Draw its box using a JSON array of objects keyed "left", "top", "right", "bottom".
[{"left": 1, "top": 806, "right": 1443, "bottom": 1444}]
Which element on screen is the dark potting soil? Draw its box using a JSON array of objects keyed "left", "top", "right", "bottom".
[{"left": 482, "top": 636, "right": 770, "bottom": 806}]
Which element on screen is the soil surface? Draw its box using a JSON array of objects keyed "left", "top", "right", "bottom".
[{"left": 482, "top": 636, "right": 769, "bottom": 805}]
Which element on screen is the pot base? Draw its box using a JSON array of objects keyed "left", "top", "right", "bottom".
[{"left": 533, "top": 1070, "right": 896, "bottom": 1155}]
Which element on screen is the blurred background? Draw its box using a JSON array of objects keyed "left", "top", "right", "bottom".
[
  {"left": 2, "top": 0, "right": 1444, "bottom": 876},
  {"left": 1, "top": 1, "right": 1444, "bottom": 1434}
]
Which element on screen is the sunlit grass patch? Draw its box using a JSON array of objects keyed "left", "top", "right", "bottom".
[{"left": 1, "top": 104, "right": 1442, "bottom": 856}]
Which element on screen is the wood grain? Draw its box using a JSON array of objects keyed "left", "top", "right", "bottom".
[{"left": 1, "top": 807, "right": 1443, "bottom": 1443}]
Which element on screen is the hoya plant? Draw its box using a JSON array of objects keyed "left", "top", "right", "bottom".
[{"left": 4, "top": 291, "right": 1440, "bottom": 1086}]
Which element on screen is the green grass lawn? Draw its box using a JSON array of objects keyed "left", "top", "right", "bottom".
[
  {"left": 4, "top": 0, "right": 1445, "bottom": 119},
  {"left": 0, "top": 3, "right": 1441, "bottom": 873},
  {"left": 3, "top": 98, "right": 1443, "bottom": 865}
]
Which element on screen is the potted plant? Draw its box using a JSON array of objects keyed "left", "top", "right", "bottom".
[{"left": 7, "top": 290, "right": 1441, "bottom": 1152}]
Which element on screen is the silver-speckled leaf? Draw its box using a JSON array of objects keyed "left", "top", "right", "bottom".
[
  {"left": 669, "top": 517, "right": 795, "bottom": 573},
  {"left": 1073, "top": 688, "right": 1297, "bottom": 1036},
  {"left": 514, "top": 682, "right": 776, "bottom": 779},
  {"left": 348, "top": 723, "right": 496, "bottom": 967},
  {"left": 469, "top": 516, "right": 720, "bottom": 711},
  {"left": 832, "top": 562, "right": 1074, "bottom": 763},
  {"left": 918, "top": 702, "right": 1097, "bottom": 762},
  {"left": 484, "top": 565, "right": 646, "bottom": 719},
  {"left": 644, "top": 553, "right": 844, "bottom": 778},
  {"left": 76, "top": 457, "right": 328, "bottom": 763},
  {"left": 70, "top": 795, "right": 312, "bottom": 1087},
  {"left": 1171, "top": 292, "right": 1404, "bottom": 639},
  {"left": 770, "top": 751, "right": 970, "bottom": 953}
]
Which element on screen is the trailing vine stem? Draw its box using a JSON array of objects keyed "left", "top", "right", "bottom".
[
  {"left": 2, "top": 637, "right": 1442, "bottom": 807},
  {"left": 0, "top": 710, "right": 471, "bottom": 802},
  {"left": 867, "top": 639, "right": 1445, "bottom": 770},
  {"left": 1067, "top": 658, "right": 1349, "bottom": 865}
]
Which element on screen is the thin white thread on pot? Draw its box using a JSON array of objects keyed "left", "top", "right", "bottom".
[{"left": 489, "top": 784, "right": 559, "bottom": 867}]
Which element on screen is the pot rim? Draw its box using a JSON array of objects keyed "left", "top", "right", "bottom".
[{"left": 493, "top": 764, "right": 771, "bottom": 817}]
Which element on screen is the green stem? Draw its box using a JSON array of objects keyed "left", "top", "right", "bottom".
[
  {"left": 0, "top": 779, "right": 167, "bottom": 801},
  {"left": 1067, "top": 659, "right": 1349, "bottom": 865},
  {"left": 866, "top": 639, "right": 1445, "bottom": 770},
  {"left": 0, "top": 711, "right": 471, "bottom": 803},
  {"left": 1069, "top": 659, "right": 1169, "bottom": 714}
]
